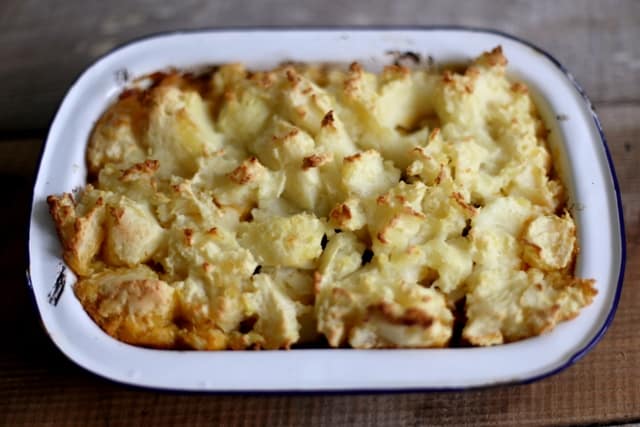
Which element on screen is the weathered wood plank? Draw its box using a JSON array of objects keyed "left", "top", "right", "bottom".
[
  {"left": 0, "top": 0, "right": 638, "bottom": 133},
  {"left": 3, "top": 103, "right": 639, "bottom": 426},
  {"left": 0, "top": 138, "right": 41, "bottom": 176}
]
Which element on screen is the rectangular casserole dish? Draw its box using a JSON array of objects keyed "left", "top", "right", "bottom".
[{"left": 28, "top": 28, "right": 625, "bottom": 391}]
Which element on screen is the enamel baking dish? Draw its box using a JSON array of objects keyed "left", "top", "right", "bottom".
[{"left": 28, "top": 28, "right": 625, "bottom": 391}]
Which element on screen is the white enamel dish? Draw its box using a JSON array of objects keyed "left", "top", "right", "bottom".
[{"left": 28, "top": 28, "right": 625, "bottom": 392}]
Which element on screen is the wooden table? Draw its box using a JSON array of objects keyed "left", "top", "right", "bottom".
[{"left": 2, "top": 1, "right": 638, "bottom": 425}]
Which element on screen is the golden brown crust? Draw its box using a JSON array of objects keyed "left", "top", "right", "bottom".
[
  {"left": 302, "top": 154, "right": 331, "bottom": 170},
  {"left": 120, "top": 159, "right": 160, "bottom": 182},
  {"left": 48, "top": 192, "right": 105, "bottom": 276},
  {"left": 367, "top": 303, "right": 434, "bottom": 328},
  {"left": 75, "top": 270, "right": 178, "bottom": 348},
  {"left": 329, "top": 203, "right": 352, "bottom": 225},
  {"left": 452, "top": 192, "right": 477, "bottom": 216},
  {"left": 511, "top": 82, "right": 529, "bottom": 94},
  {"left": 228, "top": 157, "right": 261, "bottom": 184},
  {"left": 480, "top": 46, "right": 508, "bottom": 67},
  {"left": 343, "top": 152, "right": 362, "bottom": 163},
  {"left": 86, "top": 94, "right": 149, "bottom": 176}
]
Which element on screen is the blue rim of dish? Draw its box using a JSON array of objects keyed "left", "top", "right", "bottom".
[{"left": 27, "top": 25, "right": 626, "bottom": 393}]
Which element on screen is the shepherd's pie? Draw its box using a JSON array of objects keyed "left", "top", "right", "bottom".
[{"left": 47, "top": 47, "right": 596, "bottom": 349}]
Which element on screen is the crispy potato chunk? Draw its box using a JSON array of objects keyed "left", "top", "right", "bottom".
[
  {"left": 146, "top": 85, "right": 223, "bottom": 178},
  {"left": 522, "top": 213, "right": 576, "bottom": 270},
  {"left": 87, "top": 94, "right": 148, "bottom": 175},
  {"left": 47, "top": 188, "right": 107, "bottom": 275},
  {"left": 463, "top": 268, "right": 596, "bottom": 345},
  {"left": 103, "top": 198, "right": 165, "bottom": 267},
  {"left": 316, "top": 255, "right": 453, "bottom": 348},
  {"left": 75, "top": 266, "right": 177, "bottom": 347},
  {"left": 241, "top": 273, "right": 301, "bottom": 349},
  {"left": 238, "top": 213, "right": 326, "bottom": 269},
  {"left": 341, "top": 149, "right": 400, "bottom": 199}
]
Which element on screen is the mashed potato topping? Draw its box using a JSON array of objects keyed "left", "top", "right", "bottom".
[{"left": 47, "top": 47, "right": 596, "bottom": 349}]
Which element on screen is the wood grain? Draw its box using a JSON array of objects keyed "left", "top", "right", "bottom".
[
  {"left": 1, "top": 103, "right": 638, "bottom": 426},
  {"left": 2, "top": 1, "right": 639, "bottom": 425},
  {"left": 0, "top": 0, "right": 639, "bottom": 133}
]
